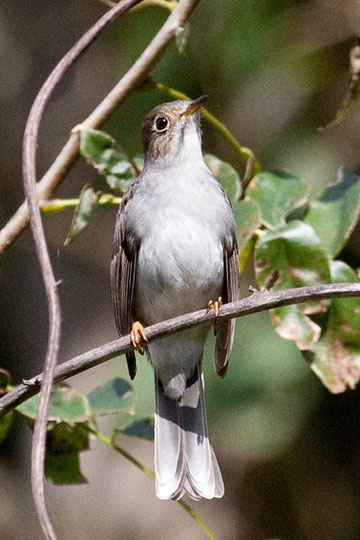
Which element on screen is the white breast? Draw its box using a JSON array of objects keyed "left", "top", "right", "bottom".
[{"left": 129, "top": 162, "right": 234, "bottom": 325}]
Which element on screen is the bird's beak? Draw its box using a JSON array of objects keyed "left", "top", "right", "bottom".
[{"left": 183, "top": 95, "right": 208, "bottom": 117}]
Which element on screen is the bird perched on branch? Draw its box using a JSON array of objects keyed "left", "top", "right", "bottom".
[{"left": 111, "top": 96, "right": 239, "bottom": 500}]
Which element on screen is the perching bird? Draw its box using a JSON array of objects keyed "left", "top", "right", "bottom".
[{"left": 111, "top": 96, "right": 239, "bottom": 501}]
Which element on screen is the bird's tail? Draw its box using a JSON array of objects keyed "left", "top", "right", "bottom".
[{"left": 154, "top": 365, "right": 224, "bottom": 501}]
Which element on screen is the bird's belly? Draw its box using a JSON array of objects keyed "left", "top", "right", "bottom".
[{"left": 133, "top": 222, "right": 224, "bottom": 326}]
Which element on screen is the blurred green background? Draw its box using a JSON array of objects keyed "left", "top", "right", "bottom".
[{"left": 1, "top": 1, "right": 360, "bottom": 539}]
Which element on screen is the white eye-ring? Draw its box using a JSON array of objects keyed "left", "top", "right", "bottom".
[{"left": 155, "top": 117, "right": 169, "bottom": 132}]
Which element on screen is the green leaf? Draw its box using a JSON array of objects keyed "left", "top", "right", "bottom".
[
  {"left": 255, "top": 220, "right": 330, "bottom": 349},
  {"left": 233, "top": 199, "right": 261, "bottom": 256},
  {"left": 327, "top": 261, "right": 360, "bottom": 343},
  {"left": 17, "top": 388, "right": 90, "bottom": 484},
  {"left": 87, "top": 378, "right": 134, "bottom": 417},
  {"left": 17, "top": 379, "right": 134, "bottom": 423},
  {"left": 311, "top": 261, "right": 360, "bottom": 393},
  {"left": 270, "top": 305, "right": 321, "bottom": 350},
  {"left": 45, "top": 452, "right": 87, "bottom": 485},
  {"left": 17, "top": 386, "right": 89, "bottom": 423},
  {"left": 255, "top": 220, "right": 330, "bottom": 291},
  {"left": 120, "top": 417, "right": 154, "bottom": 440},
  {"left": 64, "top": 185, "right": 99, "bottom": 245},
  {"left": 0, "top": 411, "right": 13, "bottom": 444},
  {"left": 305, "top": 170, "right": 360, "bottom": 257},
  {"left": 204, "top": 153, "right": 241, "bottom": 202},
  {"left": 79, "top": 128, "right": 136, "bottom": 193},
  {"left": 248, "top": 171, "right": 309, "bottom": 229},
  {"left": 46, "top": 421, "right": 89, "bottom": 454},
  {"left": 311, "top": 336, "right": 360, "bottom": 394}
]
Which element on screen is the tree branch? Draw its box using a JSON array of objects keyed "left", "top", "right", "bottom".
[
  {"left": 1, "top": 281, "right": 359, "bottom": 418},
  {"left": 0, "top": 0, "right": 200, "bottom": 255}
]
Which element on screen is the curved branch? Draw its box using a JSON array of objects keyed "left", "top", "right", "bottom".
[
  {"left": 1, "top": 281, "right": 359, "bottom": 417},
  {"left": 0, "top": 0, "right": 200, "bottom": 255}
]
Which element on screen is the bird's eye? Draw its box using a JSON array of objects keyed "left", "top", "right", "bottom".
[{"left": 155, "top": 117, "right": 169, "bottom": 132}]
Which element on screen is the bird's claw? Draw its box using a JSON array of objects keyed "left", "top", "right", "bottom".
[
  {"left": 130, "top": 321, "right": 148, "bottom": 355},
  {"left": 208, "top": 297, "right": 222, "bottom": 317}
]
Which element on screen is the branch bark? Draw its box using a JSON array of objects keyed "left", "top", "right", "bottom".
[
  {"left": 0, "top": 0, "right": 200, "bottom": 255},
  {"left": 1, "top": 281, "right": 359, "bottom": 417}
]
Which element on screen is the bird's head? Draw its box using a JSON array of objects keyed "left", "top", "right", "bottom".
[{"left": 142, "top": 96, "right": 207, "bottom": 165}]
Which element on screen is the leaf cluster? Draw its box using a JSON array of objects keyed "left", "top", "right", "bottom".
[
  {"left": 243, "top": 169, "right": 360, "bottom": 394},
  {"left": 4, "top": 378, "right": 153, "bottom": 485}
]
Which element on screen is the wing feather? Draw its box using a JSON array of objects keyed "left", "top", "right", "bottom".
[
  {"left": 214, "top": 233, "right": 240, "bottom": 377},
  {"left": 110, "top": 186, "right": 140, "bottom": 379}
]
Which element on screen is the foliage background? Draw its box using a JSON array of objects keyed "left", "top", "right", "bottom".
[{"left": 1, "top": 1, "right": 360, "bottom": 538}]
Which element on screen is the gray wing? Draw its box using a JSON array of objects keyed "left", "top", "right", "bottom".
[
  {"left": 110, "top": 186, "right": 139, "bottom": 380},
  {"left": 214, "top": 233, "right": 240, "bottom": 378}
]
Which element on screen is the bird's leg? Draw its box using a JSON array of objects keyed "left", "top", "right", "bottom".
[
  {"left": 208, "top": 297, "right": 223, "bottom": 317},
  {"left": 130, "top": 321, "right": 148, "bottom": 355}
]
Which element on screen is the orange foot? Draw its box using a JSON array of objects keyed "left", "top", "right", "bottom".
[
  {"left": 208, "top": 296, "right": 223, "bottom": 317},
  {"left": 130, "top": 321, "right": 148, "bottom": 354}
]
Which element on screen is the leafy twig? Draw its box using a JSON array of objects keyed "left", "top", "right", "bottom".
[
  {"left": 88, "top": 426, "right": 219, "bottom": 540},
  {"left": 1, "top": 281, "right": 359, "bottom": 417}
]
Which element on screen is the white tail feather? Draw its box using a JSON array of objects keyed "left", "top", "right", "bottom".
[{"left": 154, "top": 367, "right": 224, "bottom": 500}]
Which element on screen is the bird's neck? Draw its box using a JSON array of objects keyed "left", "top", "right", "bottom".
[{"left": 144, "top": 125, "right": 204, "bottom": 173}]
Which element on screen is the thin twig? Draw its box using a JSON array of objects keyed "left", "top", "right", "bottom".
[
  {"left": 0, "top": 0, "right": 201, "bottom": 256},
  {"left": 40, "top": 194, "right": 122, "bottom": 213},
  {"left": 1, "top": 281, "right": 359, "bottom": 417},
  {"left": 88, "top": 427, "right": 219, "bottom": 539},
  {"left": 240, "top": 155, "right": 256, "bottom": 199},
  {"left": 178, "top": 499, "right": 219, "bottom": 540}
]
